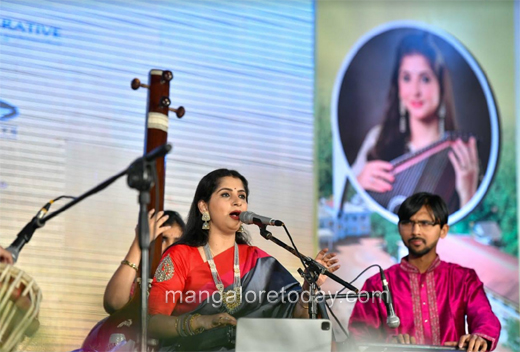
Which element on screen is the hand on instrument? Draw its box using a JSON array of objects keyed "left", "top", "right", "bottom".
[
  {"left": 134, "top": 209, "right": 171, "bottom": 242},
  {"left": 194, "top": 313, "right": 237, "bottom": 331},
  {"left": 448, "top": 136, "right": 479, "bottom": 207},
  {"left": 391, "top": 333, "right": 417, "bottom": 345},
  {"left": 444, "top": 334, "right": 489, "bottom": 352},
  {"left": 357, "top": 161, "right": 394, "bottom": 193},
  {"left": 0, "top": 246, "right": 13, "bottom": 264}
]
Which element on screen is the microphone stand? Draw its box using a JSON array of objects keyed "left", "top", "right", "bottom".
[
  {"left": 256, "top": 225, "right": 359, "bottom": 319},
  {"left": 16, "top": 143, "right": 171, "bottom": 352},
  {"left": 126, "top": 154, "right": 154, "bottom": 352},
  {"left": 298, "top": 267, "right": 321, "bottom": 319},
  {"left": 5, "top": 167, "right": 127, "bottom": 263}
]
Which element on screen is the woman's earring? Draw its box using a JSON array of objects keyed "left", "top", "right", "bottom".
[
  {"left": 438, "top": 103, "right": 446, "bottom": 136},
  {"left": 202, "top": 211, "right": 211, "bottom": 230},
  {"left": 399, "top": 100, "right": 407, "bottom": 133},
  {"left": 238, "top": 224, "right": 245, "bottom": 233}
]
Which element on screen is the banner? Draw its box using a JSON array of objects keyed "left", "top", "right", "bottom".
[{"left": 316, "top": 2, "right": 518, "bottom": 351}]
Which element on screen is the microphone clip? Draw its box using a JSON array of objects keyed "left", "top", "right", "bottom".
[
  {"left": 127, "top": 143, "right": 171, "bottom": 192},
  {"left": 257, "top": 224, "right": 273, "bottom": 240},
  {"left": 127, "top": 158, "right": 155, "bottom": 192},
  {"left": 6, "top": 215, "right": 45, "bottom": 264}
]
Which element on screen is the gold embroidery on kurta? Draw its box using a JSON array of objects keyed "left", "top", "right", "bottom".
[{"left": 155, "top": 255, "right": 174, "bottom": 282}]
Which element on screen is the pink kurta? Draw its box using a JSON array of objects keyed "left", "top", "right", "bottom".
[{"left": 348, "top": 256, "right": 501, "bottom": 350}]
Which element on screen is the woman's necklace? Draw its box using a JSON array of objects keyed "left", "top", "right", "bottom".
[{"left": 203, "top": 242, "right": 242, "bottom": 314}]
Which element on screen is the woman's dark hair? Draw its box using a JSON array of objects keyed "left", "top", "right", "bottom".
[
  {"left": 175, "top": 168, "right": 251, "bottom": 247},
  {"left": 368, "top": 32, "right": 457, "bottom": 161},
  {"left": 163, "top": 210, "right": 186, "bottom": 232},
  {"left": 397, "top": 192, "right": 449, "bottom": 226}
]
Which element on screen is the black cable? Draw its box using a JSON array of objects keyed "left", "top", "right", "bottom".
[
  {"left": 321, "top": 264, "right": 383, "bottom": 342},
  {"left": 42, "top": 169, "right": 127, "bottom": 223},
  {"left": 282, "top": 224, "right": 311, "bottom": 279},
  {"left": 351, "top": 264, "right": 383, "bottom": 285},
  {"left": 323, "top": 297, "right": 349, "bottom": 339},
  {"left": 335, "top": 264, "right": 382, "bottom": 296},
  {"left": 52, "top": 195, "right": 76, "bottom": 202},
  {"left": 39, "top": 195, "right": 76, "bottom": 218}
]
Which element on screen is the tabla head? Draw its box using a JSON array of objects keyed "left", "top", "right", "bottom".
[{"left": 0, "top": 264, "right": 42, "bottom": 352}]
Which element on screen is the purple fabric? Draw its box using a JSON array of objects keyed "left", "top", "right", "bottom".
[{"left": 348, "top": 256, "right": 501, "bottom": 350}]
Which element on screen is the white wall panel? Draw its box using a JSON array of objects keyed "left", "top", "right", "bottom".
[{"left": 0, "top": 1, "right": 315, "bottom": 350}]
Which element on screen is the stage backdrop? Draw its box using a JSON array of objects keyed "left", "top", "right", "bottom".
[
  {"left": 0, "top": 1, "right": 315, "bottom": 350},
  {"left": 316, "top": 1, "right": 519, "bottom": 351}
]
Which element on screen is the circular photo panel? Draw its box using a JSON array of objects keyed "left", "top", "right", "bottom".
[{"left": 331, "top": 21, "right": 500, "bottom": 224}]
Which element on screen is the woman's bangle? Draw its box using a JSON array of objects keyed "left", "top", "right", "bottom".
[
  {"left": 178, "top": 315, "right": 188, "bottom": 337},
  {"left": 174, "top": 316, "right": 179, "bottom": 335},
  {"left": 121, "top": 260, "right": 139, "bottom": 272},
  {"left": 189, "top": 313, "right": 204, "bottom": 335},
  {"left": 177, "top": 314, "right": 205, "bottom": 337},
  {"left": 184, "top": 314, "right": 194, "bottom": 336}
]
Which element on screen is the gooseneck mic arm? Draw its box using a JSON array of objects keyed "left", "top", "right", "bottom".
[
  {"left": 6, "top": 196, "right": 73, "bottom": 263},
  {"left": 41, "top": 143, "right": 171, "bottom": 225},
  {"left": 256, "top": 225, "right": 359, "bottom": 293},
  {"left": 6, "top": 215, "right": 43, "bottom": 264},
  {"left": 255, "top": 223, "right": 358, "bottom": 324},
  {"left": 6, "top": 144, "right": 171, "bottom": 264}
]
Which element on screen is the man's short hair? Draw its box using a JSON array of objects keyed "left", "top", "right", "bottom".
[{"left": 397, "top": 192, "right": 449, "bottom": 226}]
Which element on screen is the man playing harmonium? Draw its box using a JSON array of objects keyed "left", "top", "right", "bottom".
[{"left": 348, "top": 192, "right": 501, "bottom": 351}]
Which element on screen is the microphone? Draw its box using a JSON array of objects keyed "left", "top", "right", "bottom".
[
  {"left": 239, "top": 211, "right": 284, "bottom": 227},
  {"left": 380, "top": 269, "right": 400, "bottom": 328},
  {"left": 6, "top": 200, "right": 53, "bottom": 263},
  {"left": 143, "top": 143, "right": 172, "bottom": 163},
  {"left": 129, "top": 143, "right": 172, "bottom": 169}
]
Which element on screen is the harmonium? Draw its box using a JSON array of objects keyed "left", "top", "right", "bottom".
[{"left": 356, "top": 343, "right": 459, "bottom": 352}]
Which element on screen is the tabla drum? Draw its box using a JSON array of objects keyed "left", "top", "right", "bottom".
[{"left": 0, "top": 263, "right": 42, "bottom": 352}]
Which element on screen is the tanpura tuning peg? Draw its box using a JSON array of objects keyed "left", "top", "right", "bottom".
[
  {"left": 162, "top": 71, "right": 173, "bottom": 82},
  {"left": 131, "top": 78, "right": 149, "bottom": 90},
  {"left": 159, "top": 96, "right": 185, "bottom": 118},
  {"left": 160, "top": 96, "right": 171, "bottom": 107},
  {"left": 170, "top": 106, "right": 185, "bottom": 118}
]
